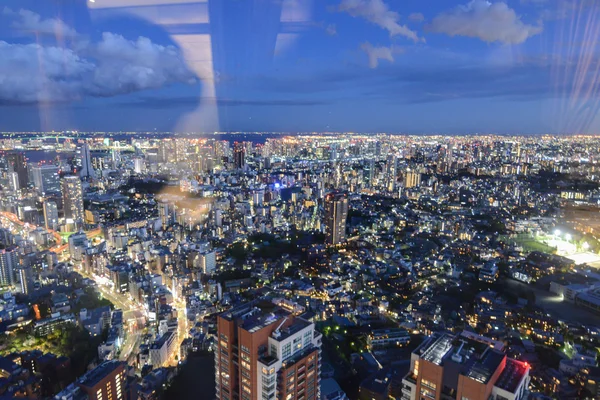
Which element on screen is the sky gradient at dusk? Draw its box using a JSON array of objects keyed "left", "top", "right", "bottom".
[{"left": 0, "top": 0, "right": 599, "bottom": 134}]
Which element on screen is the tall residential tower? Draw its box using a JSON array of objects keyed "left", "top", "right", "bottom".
[
  {"left": 324, "top": 193, "right": 348, "bottom": 246},
  {"left": 216, "top": 302, "right": 322, "bottom": 400},
  {"left": 62, "top": 175, "right": 84, "bottom": 225}
]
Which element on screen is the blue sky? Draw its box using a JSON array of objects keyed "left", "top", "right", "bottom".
[{"left": 0, "top": 0, "right": 599, "bottom": 134}]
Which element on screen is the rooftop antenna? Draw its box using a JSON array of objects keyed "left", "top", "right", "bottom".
[{"left": 272, "top": 317, "right": 288, "bottom": 339}]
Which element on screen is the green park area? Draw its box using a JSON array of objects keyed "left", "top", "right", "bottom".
[
  {"left": 500, "top": 234, "right": 556, "bottom": 254},
  {"left": 0, "top": 324, "right": 104, "bottom": 375}
]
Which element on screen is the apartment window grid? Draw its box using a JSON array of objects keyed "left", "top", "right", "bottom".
[
  {"left": 303, "top": 331, "right": 312, "bottom": 347},
  {"left": 293, "top": 336, "right": 302, "bottom": 353},
  {"left": 282, "top": 343, "right": 292, "bottom": 360}
]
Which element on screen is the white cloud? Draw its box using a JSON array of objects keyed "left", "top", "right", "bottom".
[
  {"left": 360, "top": 42, "right": 400, "bottom": 68},
  {"left": 326, "top": 24, "right": 338, "bottom": 36},
  {"left": 409, "top": 13, "right": 425, "bottom": 22},
  {"left": 338, "top": 0, "right": 423, "bottom": 42},
  {"left": 426, "top": 0, "right": 543, "bottom": 44},
  {"left": 0, "top": 32, "right": 195, "bottom": 104},
  {"left": 3, "top": 7, "right": 78, "bottom": 37}
]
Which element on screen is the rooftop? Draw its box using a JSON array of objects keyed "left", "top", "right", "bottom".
[
  {"left": 420, "top": 334, "right": 454, "bottom": 365},
  {"left": 78, "top": 360, "right": 124, "bottom": 388},
  {"left": 273, "top": 317, "right": 311, "bottom": 341},
  {"left": 495, "top": 358, "right": 529, "bottom": 393},
  {"left": 220, "top": 301, "right": 291, "bottom": 333}
]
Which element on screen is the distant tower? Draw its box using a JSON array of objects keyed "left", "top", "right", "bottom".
[
  {"left": 15, "top": 265, "right": 33, "bottom": 295},
  {"left": 32, "top": 165, "right": 61, "bottom": 195},
  {"left": 133, "top": 158, "right": 146, "bottom": 174},
  {"left": 43, "top": 200, "right": 59, "bottom": 231},
  {"left": 324, "top": 192, "right": 349, "bottom": 245},
  {"left": 8, "top": 172, "right": 20, "bottom": 193},
  {"left": 0, "top": 246, "right": 18, "bottom": 286},
  {"left": 6, "top": 152, "right": 28, "bottom": 189},
  {"left": 79, "top": 143, "right": 96, "bottom": 179},
  {"left": 62, "top": 176, "right": 84, "bottom": 225},
  {"left": 404, "top": 169, "right": 421, "bottom": 188},
  {"left": 233, "top": 142, "right": 246, "bottom": 170}
]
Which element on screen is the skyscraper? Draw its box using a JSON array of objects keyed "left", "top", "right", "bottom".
[
  {"left": 6, "top": 152, "right": 28, "bottom": 189},
  {"left": 324, "top": 193, "right": 348, "bottom": 245},
  {"left": 8, "top": 172, "right": 19, "bottom": 193},
  {"left": 234, "top": 141, "right": 246, "bottom": 170},
  {"left": 32, "top": 165, "right": 61, "bottom": 195},
  {"left": 401, "top": 331, "right": 530, "bottom": 400},
  {"left": 79, "top": 143, "right": 96, "bottom": 179},
  {"left": 43, "top": 200, "right": 59, "bottom": 231},
  {"left": 0, "top": 246, "right": 18, "bottom": 286},
  {"left": 15, "top": 265, "right": 33, "bottom": 295},
  {"left": 403, "top": 169, "right": 421, "bottom": 188},
  {"left": 62, "top": 176, "right": 84, "bottom": 224},
  {"left": 216, "top": 302, "right": 322, "bottom": 400}
]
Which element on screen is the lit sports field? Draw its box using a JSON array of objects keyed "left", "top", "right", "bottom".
[{"left": 566, "top": 252, "right": 600, "bottom": 267}]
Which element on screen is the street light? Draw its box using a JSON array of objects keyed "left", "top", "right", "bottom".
[{"left": 554, "top": 229, "right": 561, "bottom": 237}]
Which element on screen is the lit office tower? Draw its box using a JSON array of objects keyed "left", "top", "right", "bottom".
[
  {"left": 234, "top": 141, "right": 246, "bottom": 170},
  {"left": 15, "top": 265, "right": 33, "bottom": 295},
  {"left": 0, "top": 246, "right": 18, "bottom": 286},
  {"left": 79, "top": 143, "right": 96, "bottom": 179},
  {"left": 76, "top": 361, "right": 127, "bottom": 400},
  {"left": 62, "top": 176, "right": 84, "bottom": 224},
  {"left": 8, "top": 172, "right": 19, "bottom": 193},
  {"left": 32, "top": 165, "right": 61, "bottom": 195},
  {"left": 403, "top": 169, "right": 421, "bottom": 188},
  {"left": 43, "top": 200, "right": 59, "bottom": 231},
  {"left": 324, "top": 192, "right": 348, "bottom": 246},
  {"left": 216, "top": 302, "right": 322, "bottom": 400},
  {"left": 6, "top": 152, "right": 28, "bottom": 189},
  {"left": 133, "top": 158, "right": 146, "bottom": 174},
  {"left": 401, "top": 331, "right": 530, "bottom": 400}
]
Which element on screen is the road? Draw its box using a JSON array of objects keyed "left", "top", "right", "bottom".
[
  {"left": 0, "top": 211, "right": 65, "bottom": 252},
  {"left": 167, "top": 297, "right": 189, "bottom": 366},
  {"left": 78, "top": 269, "right": 146, "bottom": 366}
]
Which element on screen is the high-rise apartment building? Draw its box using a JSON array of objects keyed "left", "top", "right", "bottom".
[
  {"left": 77, "top": 360, "right": 127, "bottom": 400},
  {"left": 6, "top": 152, "right": 28, "bottom": 189},
  {"left": 324, "top": 193, "right": 348, "bottom": 246},
  {"left": 79, "top": 143, "right": 96, "bottom": 179},
  {"left": 32, "top": 165, "right": 61, "bottom": 195},
  {"left": 216, "top": 302, "right": 322, "bottom": 400},
  {"left": 0, "top": 246, "right": 18, "bottom": 286},
  {"left": 43, "top": 200, "right": 59, "bottom": 231},
  {"left": 403, "top": 170, "right": 421, "bottom": 188},
  {"left": 199, "top": 250, "right": 216, "bottom": 274},
  {"left": 234, "top": 142, "right": 246, "bottom": 170},
  {"left": 8, "top": 172, "right": 20, "bottom": 193},
  {"left": 62, "top": 176, "right": 84, "bottom": 224},
  {"left": 401, "top": 331, "right": 530, "bottom": 400},
  {"left": 15, "top": 265, "right": 33, "bottom": 295}
]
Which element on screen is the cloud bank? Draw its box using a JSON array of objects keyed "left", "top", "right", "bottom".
[
  {"left": 0, "top": 9, "right": 195, "bottom": 104},
  {"left": 338, "top": 0, "right": 423, "bottom": 42},
  {"left": 427, "top": 0, "right": 543, "bottom": 44},
  {"left": 360, "top": 42, "right": 397, "bottom": 68},
  {"left": 3, "top": 7, "right": 78, "bottom": 38}
]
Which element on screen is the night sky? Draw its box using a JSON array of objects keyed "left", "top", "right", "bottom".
[{"left": 0, "top": 0, "right": 599, "bottom": 134}]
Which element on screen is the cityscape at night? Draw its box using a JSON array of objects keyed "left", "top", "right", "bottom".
[
  {"left": 0, "top": 133, "right": 599, "bottom": 400},
  {"left": 2, "top": 0, "right": 600, "bottom": 399}
]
